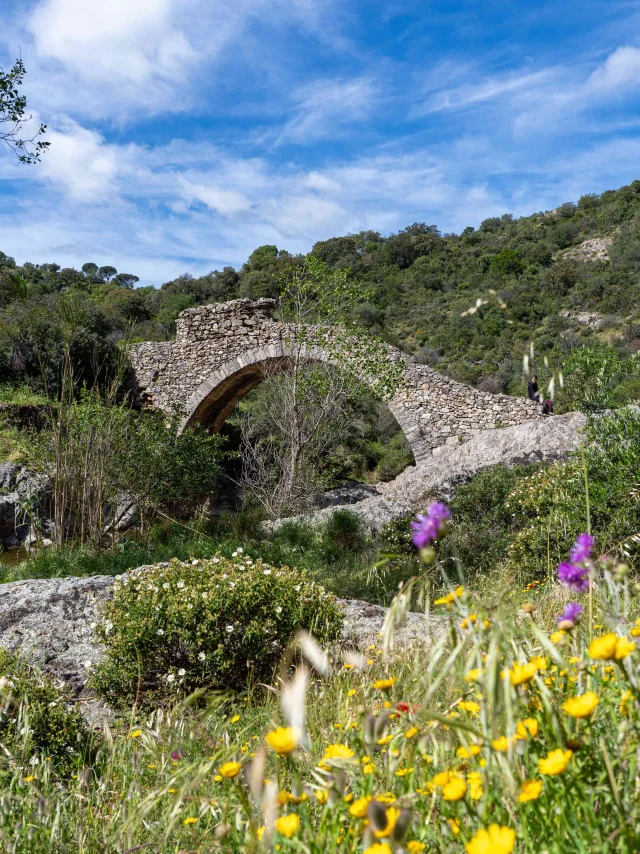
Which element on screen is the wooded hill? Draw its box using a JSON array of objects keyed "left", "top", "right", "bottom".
[{"left": 1, "top": 179, "right": 640, "bottom": 399}]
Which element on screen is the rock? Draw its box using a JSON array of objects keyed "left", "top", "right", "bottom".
[
  {"left": 0, "top": 569, "right": 439, "bottom": 720},
  {"left": 273, "top": 412, "right": 586, "bottom": 531},
  {"left": 0, "top": 462, "right": 50, "bottom": 543},
  {"left": 561, "top": 236, "right": 613, "bottom": 263},
  {"left": 312, "top": 481, "right": 381, "bottom": 509}
]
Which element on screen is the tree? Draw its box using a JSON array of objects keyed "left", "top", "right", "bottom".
[{"left": 0, "top": 58, "right": 49, "bottom": 163}]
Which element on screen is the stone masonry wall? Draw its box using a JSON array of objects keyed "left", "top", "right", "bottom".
[{"left": 129, "top": 299, "right": 542, "bottom": 461}]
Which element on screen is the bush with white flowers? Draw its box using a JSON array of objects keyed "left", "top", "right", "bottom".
[{"left": 91, "top": 554, "right": 343, "bottom": 707}]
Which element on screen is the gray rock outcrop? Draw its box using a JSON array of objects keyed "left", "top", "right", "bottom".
[
  {"left": 0, "top": 462, "right": 51, "bottom": 548},
  {"left": 273, "top": 412, "right": 586, "bottom": 531}
]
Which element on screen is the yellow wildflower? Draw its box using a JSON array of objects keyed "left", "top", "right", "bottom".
[
  {"left": 349, "top": 796, "right": 372, "bottom": 818},
  {"left": 562, "top": 691, "right": 599, "bottom": 719},
  {"left": 218, "top": 761, "right": 242, "bottom": 779},
  {"left": 363, "top": 762, "right": 375, "bottom": 774},
  {"left": 364, "top": 845, "right": 392, "bottom": 854},
  {"left": 343, "top": 663, "right": 354, "bottom": 670},
  {"left": 319, "top": 743, "right": 355, "bottom": 767},
  {"left": 509, "top": 661, "right": 539, "bottom": 686},
  {"left": 183, "top": 817, "right": 198, "bottom": 825},
  {"left": 432, "top": 770, "right": 453, "bottom": 787},
  {"left": 448, "top": 819, "right": 460, "bottom": 835},
  {"left": 466, "top": 825, "right": 515, "bottom": 854},
  {"left": 395, "top": 767, "right": 414, "bottom": 777},
  {"left": 275, "top": 814, "right": 300, "bottom": 838},
  {"left": 404, "top": 726, "right": 418, "bottom": 739},
  {"left": 538, "top": 748, "right": 572, "bottom": 776},
  {"left": 465, "top": 668, "right": 483, "bottom": 682},
  {"left": 615, "top": 637, "right": 636, "bottom": 659},
  {"left": 129, "top": 729, "right": 142, "bottom": 738},
  {"left": 23, "top": 775, "right": 35, "bottom": 783},
  {"left": 230, "top": 715, "right": 240, "bottom": 723},
  {"left": 372, "top": 678, "right": 397, "bottom": 691},
  {"left": 315, "top": 788, "right": 328, "bottom": 804},
  {"left": 467, "top": 771, "right": 483, "bottom": 800},
  {"left": 374, "top": 806, "right": 401, "bottom": 838},
  {"left": 456, "top": 744, "right": 482, "bottom": 758},
  {"left": 550, "top": 630, "right": 566, "bottom": 644},
  {"left": 589, "top": 633, "right": 619, "bottom": 660},
  {"left": 491, "top": 735, "right": 511, "bottom": 752},
  {"left": 518, "top": 779, "right": 543, "bottom": 802},
  {"left": 377, "top": 734, "right": 393, "bottom": 745},
  {"left": 442, "top": 776, "right": 467, "bottom": 801},
  {"left": 347, "top": 688, "right": 357, "bottom": 696},
  {"left": 621, "top": 689, "right": 633, "bottom": 717},
  {"left": 407, "top": 843, "right": 426, "bottom": 854},
  {"left": 266, "top": 726, "right": 299, "bottom": 756},
  {"left": 434, "top": 585, "right": 465, "bottom": 606},
  {"left": 458, "top": 700, "right": 481, "bottom": 715},
  {"left": 529, "top": 655, "right": 547, "bottom": 670},
  {"left": 515, "top": 718, "right": 539, "bottom": 739},
  {"left": 460, "top": 614, "right": 477, "bottom": 629}
]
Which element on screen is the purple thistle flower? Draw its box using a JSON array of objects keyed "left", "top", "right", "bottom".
[
  {"left": 570, "top": 533, "right": 595, "bottom": 565},
  {"left": 558, "top": 602, "right": 583, "bottom": 624},
  {"left": 411, "top": 502, "right": 451, "bottom": 548},
  {"left": 557, "top": 561, "right": 590, "bottom": 592},
  {"left": 171, "top": 749, "right": 183, "bottom": 761}
]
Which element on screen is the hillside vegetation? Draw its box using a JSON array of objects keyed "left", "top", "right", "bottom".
[{"left": 1, "top": 181, "right": 640, "bottom": 404}]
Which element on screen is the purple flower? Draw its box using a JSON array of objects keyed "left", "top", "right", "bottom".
[
  {"left": 570, "top": 533, "right": 595, "bottom": 565},
  {"left": 558, "top": 602, "right": 583, "bottom": 624},
  {"left": 558, "top": 562, "right": 590, "bottom": 592},
  {"left": 411, "top": 502, "right": 451, "bottom": 548},
  {"left": 171, "top": 749, "right": 183, "bottom": 761}
]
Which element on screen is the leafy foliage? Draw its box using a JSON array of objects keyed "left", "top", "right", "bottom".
[
  {"left": 91, "top": 555, "right": 343, "bottom": 707},
  {"left": 0, "top": 58, "right": 49, "bottom": 163},
  {"left": 0, "top": 649, "right": 96, "bottom": 777}
]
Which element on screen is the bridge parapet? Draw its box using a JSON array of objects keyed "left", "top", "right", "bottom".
[{"left": 130, "top": 299, "right": 542, "bottom": 461}]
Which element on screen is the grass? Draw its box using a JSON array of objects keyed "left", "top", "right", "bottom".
[
  {"left": 1, "top": 540, "right": 639, "bottom": 853},
  {"left": 0, "top": 382, "right": 48, "bottom": 405}
]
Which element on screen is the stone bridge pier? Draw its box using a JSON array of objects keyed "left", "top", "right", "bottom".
[{"left": 129, "top": 299, "right": 543, "bottom": 463}]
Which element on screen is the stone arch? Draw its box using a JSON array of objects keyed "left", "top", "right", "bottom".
[{"left": 179, "top": 341, "right": 421, "bottom": 462}]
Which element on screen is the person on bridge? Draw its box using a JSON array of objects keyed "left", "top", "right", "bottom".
[{"left": 528, "top": 375, "right": 540, "bottom": 402}]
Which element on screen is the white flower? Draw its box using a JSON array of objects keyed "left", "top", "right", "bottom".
[
  {"left": 295, "top": 585, "right": 301, "bottom": 592},
  {"left": 263, "top": 569, "right": 271, "bottom": 576},
  {"left": 198, "top": 652, "right": 206, "bottom": 661},
  {"left": 83, "top": 660, "right": 92, "bottom": 669},
  {"left": 163, "top": 582, "right": 170, "bottom": 589},
  {"left": 167, "top": 673, "right": 175, "bottom": 683},
  {"left": 178, "top": 668, "right": 186, "bottom": 676},
  {"left": 231, "top": 551, "right": 238, "bottom": 557},
  {"left": 236, "top": 547, "right": 243, "bottom": 554},
  {"left": 157, "top": 629, "right": 165, "bottom": 636},
  {"left": 229, "top": 582, "right": 236, "bottom": 589},
  {"left": 226, "top": 625, "right": 234, "bottom": 633},
  {"left": 212, "top": 558, "right": 219, "bottom": 563},
  {"left": 177, "top": 581, "right": 185, "bottom": 589},
  {"left": 191, "top": 560, "right": 199, "bottom": 565},
  {"left": 90, "top": 622, "right": 97, "bottom": 629},
  {"left": 275, "top": 606, "right": 282, "bottom": 614},
  {"left": 201, "top": 592, "right": 208, "bottom": 598}
]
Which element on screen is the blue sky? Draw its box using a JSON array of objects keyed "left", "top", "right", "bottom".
[{"left": 1, "top": 0, "right": 640, "bottom": 286}]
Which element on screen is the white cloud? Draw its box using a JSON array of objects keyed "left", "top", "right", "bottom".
[
  {"left": 179, "top": 178, "right": 252, "bottom": 216},
  {"left": 586, "top": 46, "right": 640, "bottom": 93},
  {"left": 416, "top": 68, "right": 556, "bottom": 115},
  {"left": 28, "top": 0, "right": 197, "bottom": 85},
  {"left": 38, "top": 119, "right": 122, "bottom": 200}
]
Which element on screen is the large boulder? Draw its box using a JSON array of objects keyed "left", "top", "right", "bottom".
[{"left": 0, "top": 462, "right": 51, "bottom": 547}]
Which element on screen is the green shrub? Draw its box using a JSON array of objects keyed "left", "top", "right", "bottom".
[
  {"left": 91, "top": 555, "right": 343, "bottom": 707},
  {"left": 322, "top": 509, "right": 365, "bottom": 554},
  {"left": 0, "top": 649, "right": 97, "bottom": 777}
]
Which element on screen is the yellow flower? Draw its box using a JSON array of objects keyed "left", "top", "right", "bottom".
[
  {"left": 183, "top": 817, "right": 198, "bottom": 825},
  {"left": 230, "top": 715, "right": 240, "bottom": 723},
  {"left": 275, "top": 814, "right": 300, "bottom": 839},
  {"left": 529, "top": 655, "right": 547, "bottom": 670},
  {"left": 315, "top": 788, "right": 328, "bottom": 804},
  {"left": 372, "top": 678, "right": 397, "bottom": 691},
  {"left": 218, "top": 761, "right": 242, "bottom": 779},
  {"left": 213, "top": 774, "right": 222, "bottom": 782},
  {"left": 466, "top": 825, "right": 515, "bottom": 854},
  {"left": 374, "top": 806, "right": 401, "bottom": 838},
  {"left": 456, "top": 744, "right": 482, "bottom": 759},
  {"left": 448, "top": 819, "right": 460, "bottom": 835},
  {"left": 404, "top": 726, "right": 418, "bottom": 739},
  {"left": 491, "top": 735, "right": 512, "bottom": 752},
  {"left": 589, "top": 633, "right": 619, "bottom": 660},
  {"left": 562, "top": 691, "right": 599, "bottom": 719},
  {"left": 515, "top": 718, "right": 539, "bottom": 739},
  {"left": 377, "top": 733, "right": 393, "bottom": 745},
  {"left": 407, "top": 842, "right": 426, "bottom": 853},
  {"left": 465, "top": 669, "right": 483, "bottom": 683},
  {"left": 347, "top": 688, "right": 357, "bottom": 696},
  {"left": 23, "top": 775, "right": 35, "bottom": 783},
  {"left": 538, "top": 748, "right": 572, "bottom": 776},
  {"left": 434, "top": 585, "right": 465, "bottom": 606},
  {"left": 442, "top": 776, "right": 467, "bottom": 801},
  {"left": 343, "top": 662, "right": 355, "bottom": 670},
  {"left": 550, "top": 630, "right": 566, "bottom": 644},
  {"left": 349, "top": 796, "right": 372, "bottom": 818},
  {"left": 364, "top": 845, "right": 391, "bottom": 854},
  {"left": 467, "top": 771, "right": 483, "bottom": 800},
  {"left": 615, "top": 637, "right": 636, "bottom": 659},
  {"left": 395, "top": 767, "right": 414, "bottom": 777},
  {"left": 319, "top": 743, "right": 355, "bottom": 767},
  {"left": 432, "top": 770, "right": 454, "bottom": 787},
  {"left": 621, "top": 689, "right": 633, "bottom": 717},
  {"left": 631, "top": 626, "right": 640, "bottom": 638},
  {"left": 129, "top": 729, "right": 142, "bottom": 738},
  {"left": 257, "top": 826, "right": 265, "bottom": 840},
  {"left": 509, "top": 661, "right": 538, "bottom": 686},
  {"left": 460, "top": 614, "right": 477, "bottom": 629},
  {"left": 266, "top": 726, "right": 300, "bottom": 756},
  {"left": 518, "top": 779, "right": 543, "bottom": 803},
  {"left": 458, "top": 700, "right": 481, "bottom": 715},
  {"left": 363, "top": 762, "right": 375, "bottom": 774}
]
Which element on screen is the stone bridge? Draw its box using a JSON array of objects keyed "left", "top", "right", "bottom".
[{"left": 129, "top": 299, "right": 542, "bottom": 463}]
